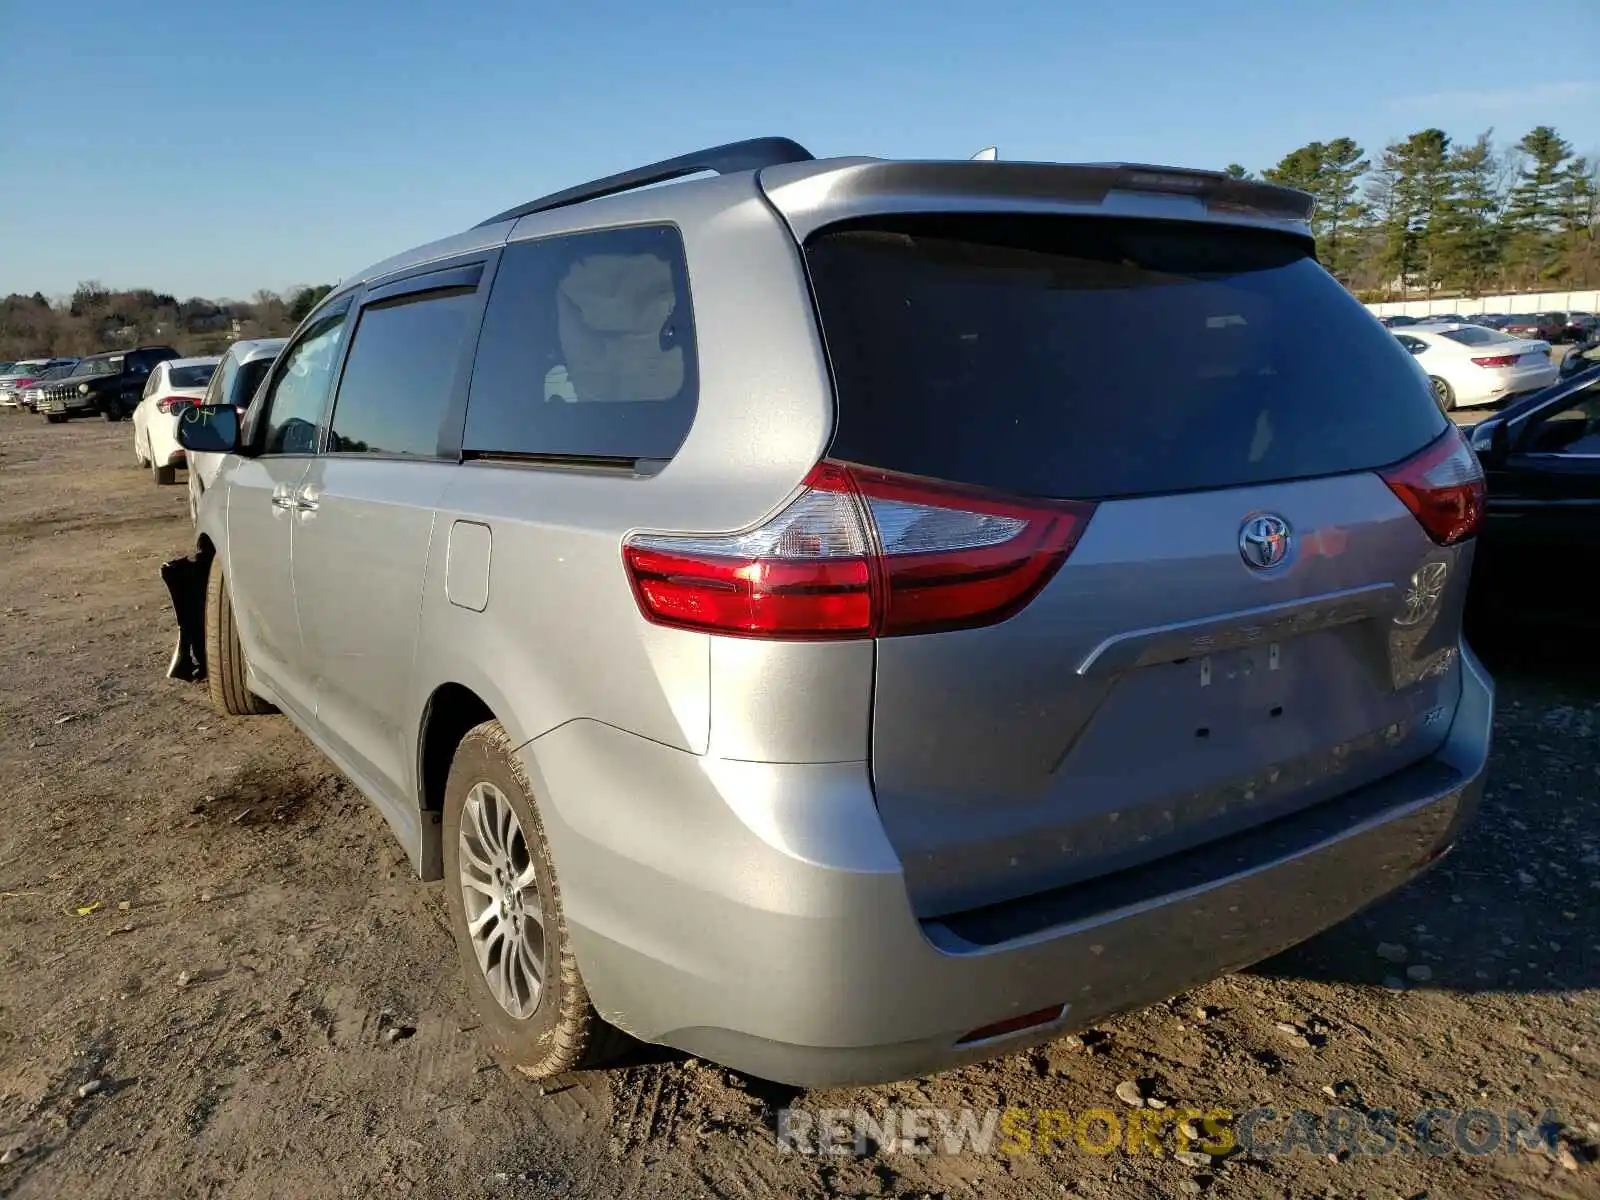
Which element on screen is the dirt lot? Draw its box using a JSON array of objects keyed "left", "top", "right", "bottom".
[{"left": 0, "top": 416, "right": 1596, "bottom": 1200}]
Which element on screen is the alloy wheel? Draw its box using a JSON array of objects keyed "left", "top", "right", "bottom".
[{"left": 457, "top": 781, "right": 546, "bottom": 1019}]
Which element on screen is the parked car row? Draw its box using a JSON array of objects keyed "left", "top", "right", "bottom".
[
  {"left": 1380, "top": 310, "right": 1596, "bottom": 341},
  {"left": 32, "top": 346, "right": 182, "bottom": 422},
  {"left": 0, "top": 357, "right": 78, "bottom": 407}
]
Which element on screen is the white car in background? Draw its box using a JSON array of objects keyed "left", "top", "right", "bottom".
[
  {"left": 132, "top": 357, "right": 220, "bottom": 484},
  {"left": 1393, "top": 323, "right": 1557, "bottom": 411},
  {"left": 187, "top": 338, "right": 286, "bottom": 523}
]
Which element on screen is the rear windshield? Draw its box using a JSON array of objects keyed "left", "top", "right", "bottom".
[
  {"left": 1439, "top": 326, "right": 1512, "bottom": 346},
  {"left": 806, "top": 215, "right": 1447, "bottom": 500},
  {"left": 169, "top": 364, "right": 216, "bottom": 389}
]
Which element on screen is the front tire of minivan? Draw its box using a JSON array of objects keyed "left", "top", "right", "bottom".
[
  {"left": 204, "top": 564, "right": 275, "bottom": 716},
  {"left": 442, "top": 720, "right": 627, "bottom": 1080}
]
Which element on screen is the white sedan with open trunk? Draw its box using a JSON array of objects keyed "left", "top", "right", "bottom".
[{"left": 1394, "top": 324, "right": 1557, "bottom": 410}]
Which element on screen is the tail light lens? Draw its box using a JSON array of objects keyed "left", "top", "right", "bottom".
[
  {"left": 157, "top": 396, "right": 196, "bottom": 414},
  {"left": 623, "top": 461, "right": 1097, "bottom": 639},
  {"left": 1470, "top": 355, "right": 1518, "bottom": 368},
  {"left": 1380, "top": 428, "right": 1485, "bottom": 545}
]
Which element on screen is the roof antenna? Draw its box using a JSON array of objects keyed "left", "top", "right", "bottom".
[{"left": 971, "top": 146, "right": 998, "bottom": 161}]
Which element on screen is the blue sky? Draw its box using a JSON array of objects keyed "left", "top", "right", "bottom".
[{"left": 3, "top": 0, "right": 1596, "bottom": 300}]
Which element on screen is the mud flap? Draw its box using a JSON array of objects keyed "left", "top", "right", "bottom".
[{"left": 161, "top": 554, "right": 208, "bottom": 682}]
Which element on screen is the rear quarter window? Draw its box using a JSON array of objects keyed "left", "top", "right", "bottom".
[
  {"left": 463, "top": 224, "right": 698, "bottom": 462},
  {"left": 805, "top": 215, "right": 1447, "bottom": 500}
]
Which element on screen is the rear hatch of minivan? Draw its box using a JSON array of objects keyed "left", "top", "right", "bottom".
[{"left": 801, "top": 212, "right": 1479, "bottom": 918}]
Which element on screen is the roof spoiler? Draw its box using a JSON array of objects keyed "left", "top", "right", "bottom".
[
  {"left": 1073, "top": 162, "right": 1314, "bottom": 221},
  {"left": 757, "top": 158, "right": 1316, "bottom": 240}
]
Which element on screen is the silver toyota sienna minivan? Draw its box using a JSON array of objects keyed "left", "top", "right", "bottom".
[{"left": 170, "top": 138, "right": 1492, "bottom": 1087}]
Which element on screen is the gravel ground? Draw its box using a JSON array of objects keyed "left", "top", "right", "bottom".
[{"left": 0, "top": 416, "right": 1595, "bottom": 1200}]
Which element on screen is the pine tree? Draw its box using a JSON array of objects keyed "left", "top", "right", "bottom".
[
  {"left": 1554, "top": 155, "right": 1597, "bottom": 285},
  {"left": 1435, "top": 131, "right": 1506, "bottom": 295},
  {"left": 1392, "top": 130, "right": 1453, "bottom": 292},
  {"left": 1364, "top": 142, "right": 1422, "bottom": 297},
  {"left": 1222, "top": 163, "right": 1253, "bottom": 180},
  {"left": 1317, "top": 138, "right": 1370, "bottom": 283},
  {"left": 1501, "top": 126, "right": 1573, "bottom": 286}
]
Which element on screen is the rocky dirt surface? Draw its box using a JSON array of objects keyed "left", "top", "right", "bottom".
[{"left": 0, "top": 416, "right": 1595, "bottom": 1200}]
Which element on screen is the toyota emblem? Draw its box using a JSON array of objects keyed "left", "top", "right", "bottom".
[{"left": 1239, "top": 513, "right": 1292, "bottom": 570}]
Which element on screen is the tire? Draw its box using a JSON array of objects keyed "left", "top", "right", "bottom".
[
  {"left": 442, "top": 720, "right": 628, "bottom": 1079},
  {"left": 103, "top": 408, "right": 119, "bottom": 422},
  {"left": 154, "top": 462, "right": 177, "bottom": 486},
  {"left": 45, "top": 414, "right": 65, "bottom": 424},
  {"left": 1429, "top": 376, "right": 1456, "bottom": 411},
  {"left": 204, "top": 563, "right": 274, "bottom": 716}
]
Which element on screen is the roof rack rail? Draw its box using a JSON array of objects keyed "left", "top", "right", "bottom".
[{"left": 473, "top": 136, "right": 815, "bottom": 229}]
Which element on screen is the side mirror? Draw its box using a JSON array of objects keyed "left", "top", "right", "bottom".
[
  {"left": 1468, "top": 418, "right": 1508, "bottom": 466},
  {"left": 176, "top": 404, "right": 240, "bottom": 454}
]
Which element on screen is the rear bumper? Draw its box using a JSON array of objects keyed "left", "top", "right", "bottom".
[
  {"left": 521, "top": 646, "right": 1491, "bottom": 1087},
  {"left": 1461, "top": 363, "right": 1558, "bottom": 405}
]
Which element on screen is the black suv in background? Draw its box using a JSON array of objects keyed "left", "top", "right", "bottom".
[{"left": 37, "top": 346, "right": 180, "bottom": 422}]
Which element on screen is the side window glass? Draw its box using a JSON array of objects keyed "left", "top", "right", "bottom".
[
  {"left": 236, "top": 358, "right": 276, "bottom": 412},
  {"left": 209, "top": 354, "right": 237, "bottom": 407},
  {"left": 142, "top": 367, "right": 161, "bottom": 400},
  {"left": 1522, "top": 386, "right": 1600, "bottom": 456},
  {"left": 327, "top": 288, "right": 477, "bottom": 456},
  {"left": 463, "top": 225, "right": 698, "bottom": 461},
  {"left": 260, "top": 308, "right": 349, "bottom": 455}
]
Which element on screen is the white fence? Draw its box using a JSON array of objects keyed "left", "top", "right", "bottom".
[{"left": 1365, "top": 290, "right": 1600, "bottom": 317}]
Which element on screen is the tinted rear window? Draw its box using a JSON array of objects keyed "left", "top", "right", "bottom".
[
  {"left": 169, "top": 364, "right": 216, "bottom": 388},
  {"left": 806, "top": 215, "right": 1447, "bottom": 500},
  {"left": 1439, "top": 326, "right": 1513, "bottom": 346}
]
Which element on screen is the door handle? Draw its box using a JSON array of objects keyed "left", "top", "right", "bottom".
[
  {"left": 270, "top": 492, "right": 298, "bottom": 511},
  {"left": 295, "top": 487, "right": 320, "bottom": 513}
]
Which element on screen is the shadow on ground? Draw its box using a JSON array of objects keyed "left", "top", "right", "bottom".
[{"left": 1252, "top": 624, "right": 1600, "bottom": 996}]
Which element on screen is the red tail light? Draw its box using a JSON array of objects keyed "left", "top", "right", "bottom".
[
  {"left": 157, "top": 396, "right": 196, "bottom": 414},
  {"left": 1379, "top": 428, "right": 1485, "bottom": 546},
  {"left": 623, "top": 461, "right": 1097, "bottom": 639},
  {"left": 13, "top": 377, "right": 36, "bottom": 388},
  {"left": 1470, "top": 355, "right": 1518, "bottom": 368}
]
